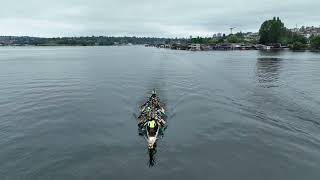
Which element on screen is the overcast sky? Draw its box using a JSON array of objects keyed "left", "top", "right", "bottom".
[{"left": 0, "top": 0, "right": 319, "bottom": 37}]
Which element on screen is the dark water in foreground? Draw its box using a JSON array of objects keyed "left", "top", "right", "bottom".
[{"left": 0, "top": 46, "right": 320, "bottom": 180}]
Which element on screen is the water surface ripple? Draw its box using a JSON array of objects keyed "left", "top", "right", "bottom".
[{"left": 0, "top": 47, "right": 319, "bottom": 180}]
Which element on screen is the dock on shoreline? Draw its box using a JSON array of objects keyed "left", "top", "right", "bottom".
[{"left": 145, "top": 43, "right": 287, "bottom": 51}]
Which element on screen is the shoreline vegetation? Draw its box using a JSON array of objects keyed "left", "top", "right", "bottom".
[{"left": 0, "top": 18, "right": 319, "bottom": 52}]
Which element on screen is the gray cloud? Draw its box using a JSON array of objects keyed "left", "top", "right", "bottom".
[{"left": 0, "top": 0, "right": 319, "bottom": 37}]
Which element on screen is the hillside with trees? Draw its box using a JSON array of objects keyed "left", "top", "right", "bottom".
[{"left": 258, "top": 17, "right": 309, "bottom": 50}]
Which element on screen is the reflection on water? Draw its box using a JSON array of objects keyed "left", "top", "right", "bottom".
[
  {"left": 256, "top": 57, "right": 283, "bottom": 87},
  {"left": 258, "top": 49, "right": 284, "bottom": 56},
  {"left": 148, "top": 143, "right": 157, "bottom": 167},
  {"left": 138, "top": 125, "right": 167, "bottom": 167}
]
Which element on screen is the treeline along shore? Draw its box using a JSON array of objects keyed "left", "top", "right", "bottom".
[
  {"left": 151, "top": 17, "right": 320, "bottom": 51},
  {"left": 0, "top": 36, "right": 176, "bottom": 47},
  {"left": 1, "top": 18, "right": 320, "bottom": 51}
]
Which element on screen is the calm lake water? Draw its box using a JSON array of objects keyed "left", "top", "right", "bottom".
[{"left": 0, "top": 46, "right": 320, "bottom": 180}]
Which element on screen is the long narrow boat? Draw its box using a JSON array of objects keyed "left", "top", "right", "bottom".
[{"left": 138, "top": 89, "right": 166, "bottom": 149}]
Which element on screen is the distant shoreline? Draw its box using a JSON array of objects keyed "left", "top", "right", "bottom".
[
  {"left": 145, "top": 44, "right": 320, "bottom": 52},
  {"left": 1, "top": 34, "right": 319, "bottom": 52},
  {"left": 0, "top": 36, "right": 179, "bottom": 47},
  {"left": 1, "top": 45, "right": 319, "bottom": 53}
]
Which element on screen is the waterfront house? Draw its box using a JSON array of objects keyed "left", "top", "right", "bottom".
[
  {"left": 215, "top": 43, "right": 232, "bottom": 50},
  {"left": 189, "top": 43, "right": 201, "bottom": 51},
  {"left": 156, "top": 44, "right": 165, "bottom": 48},
  {"left": 258, "top": 43, "right": 283, "bottom": 50},
  {"left": 200, "top": 44, "right": 212, "bottom": 51}
]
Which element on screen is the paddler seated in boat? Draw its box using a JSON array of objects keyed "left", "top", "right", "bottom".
[
  {"left": 149, "top": 93, "right": 159, "bottom": 102},
  {"left": 141, "top": 101, "right": 151, "bottom": 113},
  {"left": 147, "top": 118, "right": 158, "bottom": 137},
  {"left": 151, "top": 99, "right": 159, "bottom": 108},
  {"left": 143, "top": 106, "right": 151, "bottom": 114},
  {"left": 140, "top": 101, "right": 148, "bottom": 109},
  {"left": 154, "top": 102, "right": 161, "bottom": 110},
  {"left": 155, "top": 115, "right": 166, "bottom": 127},
  {"left": 156, "top": 108, "right": 162, "bottom": 114},
  {"left": 151, "top": 91, "right": 156, "bottom": 98},
  {"left": 137, "top": 114, "right": 146, "bottom": 128}
]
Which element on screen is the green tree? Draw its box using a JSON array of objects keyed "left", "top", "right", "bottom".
[
  {"left": 226, "top": 33, "right": 245, "bottom": 43},
  {"left": 259, "top": 17, "right": 286, "bottom": 44},
  {"left": 191, "top": 36, "right": 204, "bottom": 44},
  {"left": 289, "top": 42, "right": 307, "bottom": 51},
  {"left": 226, "top": 35, "right": 240, "bottom": 43},
  {"left": 310, "top": 36, "right": 320, "bottom": 50},
  {"left": 207, "top": 39, "right": 218, "bottom": 45},
  {"left": 287, "top": 32, "right": 307, "bottom": 44}
]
